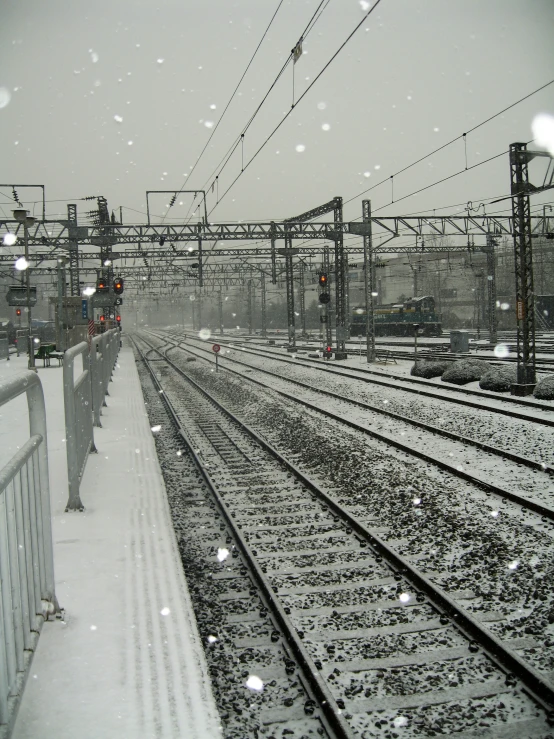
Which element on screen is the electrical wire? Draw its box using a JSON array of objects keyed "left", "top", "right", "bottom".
[
  {"left": 208, "top": 0, "right": 384, "bottom": 217},
  {"left": 160, "top": 0, "right": 287, "bottom": 224},
  {"left": 171, "top": 1, "right": 332, "bottom": 226},
  {"left": 343, "top": 79, "right": 554, "bottom": 206},
  {"left": 190, "top": 0, "right": 332, "bottom": 205}
]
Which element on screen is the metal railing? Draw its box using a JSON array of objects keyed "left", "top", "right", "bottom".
[
  {"left": 63, "top": 342, "right": 97, "bottom": 512},
  {"left": 90, "top": 329, "right": 120, "bottom": 427},
  {"left": 0, "top": 371, "right": 58, "bottom": 737},
  {"left": 0, "top": 332, "right": 8, "bottom": 362},
  {"left": 64, "top": 330, "right": 120, "bottom": 509}
]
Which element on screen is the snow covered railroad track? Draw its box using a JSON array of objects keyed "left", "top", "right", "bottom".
[
  {"left": 151, "top": 332, "right": 554, "bottom": 520},
  {"left": 134, "top": 334, "right": 554, "bottom": 739},
  {"left": 160, "top": 330, "right": 554, "bottom": 425}
]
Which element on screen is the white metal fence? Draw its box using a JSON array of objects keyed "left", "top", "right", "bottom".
[
  {"left": 63, "top": 342, "right": 97, "bottom": 512},
  {"left": 90, "top": 329, "right": 120, "bottom": 428},
  {"left": 64, "top": 330, "right": 120, "bottom": 510},
  {"left": 0, "top": 371, "right": 58, "bottom": 738}
]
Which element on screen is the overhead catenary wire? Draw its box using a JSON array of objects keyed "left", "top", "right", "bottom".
[
  {"left": 160, "top": 0, "right": 287, "bottom": 224},
  {"left": 207, "top": 0, "right": 384, "bottom": 218},
  {"left": 192, "top": 0, "right": 332, "bottom": 201},
  {"left": 343, "top": 79, "right": 554, "bottom": 207},
  {"left": 170, "top": 0, "right": 332, "bottom": 227}
]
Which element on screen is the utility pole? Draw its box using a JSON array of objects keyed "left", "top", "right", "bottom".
[
  {"left": 218, "top": 290, "right": 224, "bottom": 334},
  {"left": 298, "top": 261, "right": 306, "bottom": 337},
  {"left": 261, "top": 272, "right": 267, "bottom": 337},
  {"left": 333, "top": 196, "right": 347, "bottom": 359},
  {"left": 270, "top": 224, "right": 277, "bottom": 285},
  {"left": 510, "top": 142, "right": 536, "bottom": 394},
  {"left": 247, "top": 279, "right": 253, "bottom": 334},
  {"left": 485, "top": 234, "right": 498, "bottom": 345},
  {"left": 57, "top": 257, "right": 67, "bottom": 351},
  {"left": 323, "top": 246, "right": 332, "bottom": 349},
  {"left": 362, "top": 200, "right": 376, "bottom": 362},
  {"left": 67, "top": 203, "right": 80, "bottom": 296},
  {"left": 13, "top": 208, "right": 36, "bottom": 370},
  {"left": 284, "top": 224, "right": 296, "bottom": 351}
]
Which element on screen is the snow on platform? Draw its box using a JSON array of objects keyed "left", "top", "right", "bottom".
[{"left": 1, "top": 345, "right": 221, "bottom": 739}]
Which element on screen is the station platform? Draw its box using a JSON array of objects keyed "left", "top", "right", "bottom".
[{"left": 1, "top": 344, "right": 222, "bottom": 739}]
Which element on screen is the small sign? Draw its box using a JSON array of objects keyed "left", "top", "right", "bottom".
[
  {"left": 6, "top": 285, "right": 37, "bottom": 307},
  {"left": 212, "top": 343, "right": 221, "bottom": 353},
  {"left": 516, "top": 300, "right": 525, "bottom": 320},
  {"left": 115, "top": 297, "right": 123, "bottom": 306},
  {"left": 81, "top": 299, "right": 88, "bottom": 319}
]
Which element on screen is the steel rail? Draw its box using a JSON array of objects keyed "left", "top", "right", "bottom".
[
  {"left": 134, "top": 333, "right": 554, "bottom": 715},
  {"left": 166, "top": 331, "right": 554, "bottom": 425},
  {"left": 160, "top": 333, "right": 554, "bottom": 480},
  {"left": 132, "top": 335, "right": 354, "bottom": 739},
  {"left": 151, "top": 332, "right": 554, "bottom": 521},
  {"left": 156, "top": 332, "right": 554, "bottom": 524}
]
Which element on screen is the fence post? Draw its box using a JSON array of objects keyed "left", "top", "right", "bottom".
[
  {"left": 0, "top": 371, "right": 59, "bottom": 732},
  {"left": 64, "top": 342, "right": 96, "bottom": 512},
  {"left": 90, "top": 336, "right": 103, "bottom": 427}
]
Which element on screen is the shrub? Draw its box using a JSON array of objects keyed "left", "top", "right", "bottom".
[
  {"left": 441, "top": 359, "right": 492, "bottom": 385},
  {"left": 411, "top": 361, "right": 451, "bottom": 379},
  {"left": 534, "top": 375, "right": 554, "bottom": 400},
  {"left": 479, "top": 366, "right": 517, "bottom": 392}
]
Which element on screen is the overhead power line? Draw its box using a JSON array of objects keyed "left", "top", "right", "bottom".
[
  {"left": 344, "top": 78, "right": 554, "bottom": 207},
  {"left": 208, "top": 0, "right": 384, "bottom": 216},
  {"left": 185, "top": 0, "right": 333, "bottom": 219},
  {"left": 161, "top": 0, "right": 287, "bottom": 224}
]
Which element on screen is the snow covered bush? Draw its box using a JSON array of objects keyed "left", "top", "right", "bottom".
[
  {"left": 479, "top": 366, "right": 517, "bottom": 392},
  {"left": 534, "top": 375, "right": 554, "bottom": 400},
  {"left": 410, "top": 360, "right": 451, "bottom": 379},
  {"left": 441, "top": 359, "right": 492, "bottom": 385}
]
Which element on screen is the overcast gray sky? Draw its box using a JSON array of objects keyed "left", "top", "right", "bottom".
[{"left": 1, "top": 0, "right": 553, "bottom": 229}]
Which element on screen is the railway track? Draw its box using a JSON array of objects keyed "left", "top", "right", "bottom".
[
  {"left": 163, "top": 330, "right": 554, "bottom": 422},
  {"left": 133, "top": 333, "right": 554, "bottom": 739},
  {"left": 150, "top": 331, "right": 554, "bottom": 516}
]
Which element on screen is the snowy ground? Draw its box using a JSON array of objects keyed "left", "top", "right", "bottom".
[{"left": 0, "top": 344, "right": 222, "bottom": 739}]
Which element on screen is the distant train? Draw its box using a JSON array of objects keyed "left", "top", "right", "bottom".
[{"left": 350, "top": 295, "right": 442, "bottom": 337}]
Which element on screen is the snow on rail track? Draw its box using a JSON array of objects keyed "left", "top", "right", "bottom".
[{"left": 134, "top": 333, "right": 554, "bottom": 739}]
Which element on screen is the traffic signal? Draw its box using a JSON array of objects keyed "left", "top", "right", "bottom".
[
  {"left": 15, "top": 308, "right": 21, "bottom": 316},
  {"left": 116, "top": 315, "right": 121, "bottom": 323},
  {"left": 99, "top": 315, "right": 105, "bottom": 323},
  {"left": 318, "top": 272, "right": 330, "bottom": 304},
  {"left": 97, "top": 278, "right": 109, "bottom": 293},
  {"left": 114, "top": 277, "right": 124, "bottom": 294}
]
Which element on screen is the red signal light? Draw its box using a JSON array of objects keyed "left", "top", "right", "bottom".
[
  {"left": 16, "top": 308, "right": 21, "bottom": 316},
  {"left": 319, "top": 273, "right": 328, "bottom": 287},
  {"left": 100, "top": 315, "right": 105, "bottom": 322},
  {"left": 116, "top": 315, "right": 121, "bottom": 323},
  {"left": 326, "top": 346, "right": 332, "bottom": 353}
]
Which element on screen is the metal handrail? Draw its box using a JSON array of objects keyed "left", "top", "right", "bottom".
[
  {"left": 0, "top": 371, "right": 58, "bottom": 734},
  {"left": 63, "top": 342, "right": 96, "bottom": 511},
  {"left": 90, "top": 329, "right": 120, "bottom": 427}
]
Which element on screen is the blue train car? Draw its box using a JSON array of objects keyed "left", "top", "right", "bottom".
[{"left": 351, "top": 295, "right": 442, "bottom": 337}]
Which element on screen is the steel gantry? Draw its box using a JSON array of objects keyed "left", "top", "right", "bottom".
[
  {"left": 2, "top": 182, "right": 553, "bottom": 365},
  {"left": 509, "top": 142, "right": 554, "bottom": 394}
]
